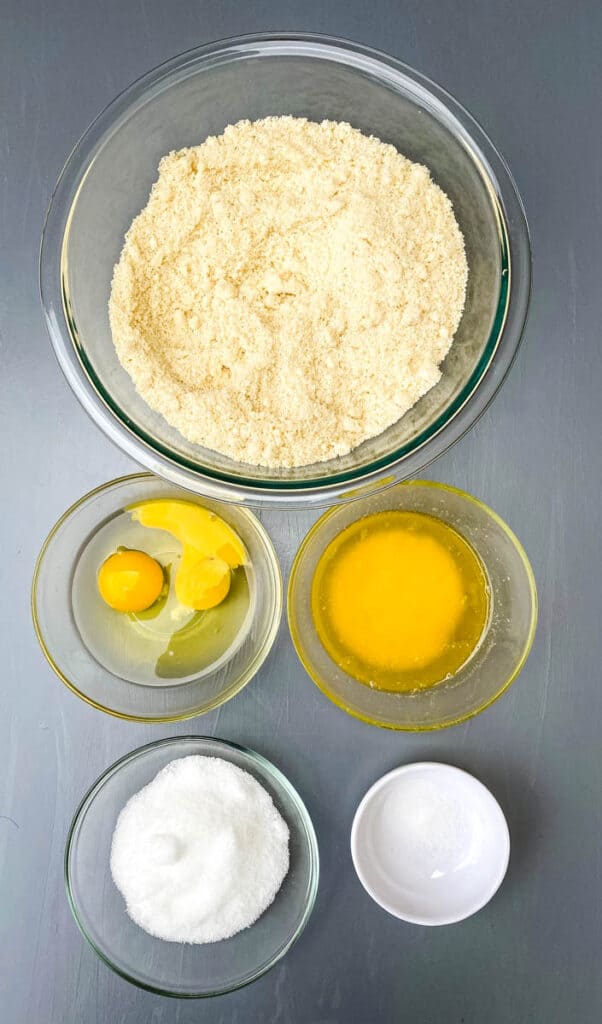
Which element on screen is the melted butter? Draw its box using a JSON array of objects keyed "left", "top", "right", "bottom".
[{"left": 311, "top": 510, "right": 489, "bottom": 692}]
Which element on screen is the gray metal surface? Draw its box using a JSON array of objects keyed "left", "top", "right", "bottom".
[{"left": 1, "top": 1, "right": 600, "bottom": 1021}]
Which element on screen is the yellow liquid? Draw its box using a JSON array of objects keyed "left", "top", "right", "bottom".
[{"left": 311, "top": 510, "right": 489, "bottom": 692}]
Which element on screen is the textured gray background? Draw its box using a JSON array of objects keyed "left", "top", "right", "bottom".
[{"left": 1, "top": 1, "right": 601, "bottom": 1021}]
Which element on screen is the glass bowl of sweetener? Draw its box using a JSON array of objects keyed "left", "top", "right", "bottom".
[
  {"left": 65, "top": 736, "right": 319, "bottom": 997},
  {"left": 41, "top": 34, "right": 530, "bottom": 509}
]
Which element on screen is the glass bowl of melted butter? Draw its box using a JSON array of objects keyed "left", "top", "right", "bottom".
[
  {"left": 288, "top": 480, "right": 537, "bottom": 730},
  {"left": 32, "top": 474, "right": 282, "bottom": 722}
]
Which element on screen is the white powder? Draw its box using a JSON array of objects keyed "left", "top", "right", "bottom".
[
  {"left": 110, "top": 755, "right": 289, "bottom": 943},
  {"left": 384, "top": 778, "right": 470, "bottom": 868},
  {"left": 109, "top": 116, "right": 467, "bottom": 469}
]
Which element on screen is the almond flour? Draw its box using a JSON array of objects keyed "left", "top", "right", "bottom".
[{"left": 109, "top": 117, "right": 467, "bottom": 468}]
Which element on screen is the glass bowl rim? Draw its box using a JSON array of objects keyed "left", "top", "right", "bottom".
[
  {"left": 40, "top": 32, "right": 531, "bottom": 509},
  {"left": 64, "top": 734, "right": 320, "bottom": 997},
  {"left": 31, "top": 472, "right": 283, "bottom": 722},
  {"left": 287, "top": 478, "right": 538, "bottom": 730}
]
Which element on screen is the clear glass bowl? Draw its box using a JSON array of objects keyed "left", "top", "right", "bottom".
[
  {"left": 40, "top": 34, "right": 530, "bottom": 509},
  {"left": 288, "top": 481, "right": 538, "bottom": 729},
  {"left": 65, "top": 736, "right": 319, "bottom": 996},
  {"left": 32, "top": 474, "right": 282, "bottom": 721}
]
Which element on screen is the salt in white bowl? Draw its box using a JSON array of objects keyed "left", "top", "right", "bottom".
[{"left": 350, "top": 762, "right": 510, "bottom": 926}]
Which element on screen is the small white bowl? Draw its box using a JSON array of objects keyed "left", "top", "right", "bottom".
[{"left": 350, "top": 762, "right": 510, "bottom": 926}]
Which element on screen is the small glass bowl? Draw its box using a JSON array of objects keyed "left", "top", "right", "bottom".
[
  {"left": 32, "top": 474, "right": 282, "bottom": 722},
  {"left": 65, "top": 736, "right": 319, "bottom": 997},
  {"left": 288, "top": 480, "right": 537, "bottom": 730},
  {"left": 40, "top": 34, "right": 530, "bottom": 508}
]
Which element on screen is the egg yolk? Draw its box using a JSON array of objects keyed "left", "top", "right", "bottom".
[
  {"left": 98, "top": 549, "right": 164, "bottom": 613},
  {"left": 130, "top": 500, "right": 247, "bottom": 611},
  {"left": 175, "top": 553, "right": 232, "bottom": 610}
]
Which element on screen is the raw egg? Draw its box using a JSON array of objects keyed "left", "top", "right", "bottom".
[
  {"left": 175, "top": 554, "right": 231, "bottom": 610},
  {"left": 130, "top": 500, "right": 246, "bottom": 610},
  {"left": 98, "top": 549, "right": 164, "bottom": 613}
]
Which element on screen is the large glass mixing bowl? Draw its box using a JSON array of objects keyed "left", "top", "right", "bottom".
[{"left": 41, "top": 34, "right": 530, "bottom": 508}]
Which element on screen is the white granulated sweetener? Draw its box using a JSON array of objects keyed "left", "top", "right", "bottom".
[
  {"left": 109, "top": 116, "right": 467, "bottom": 469},
  {"left": 110, "top": 755, "right": 289, "bottom": 943}
]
